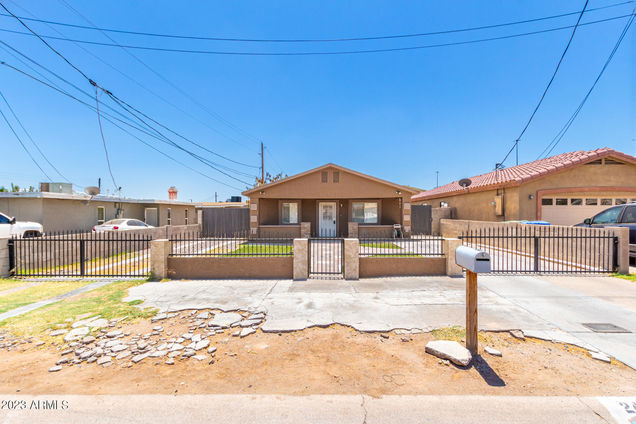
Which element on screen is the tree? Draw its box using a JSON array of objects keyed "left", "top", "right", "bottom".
[{"left": 253, "top": 172, "right": 287, "bottom": 187}]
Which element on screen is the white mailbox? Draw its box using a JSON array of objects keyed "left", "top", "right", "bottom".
[{"left": 455, "top": 246, "right": 491, "bottom": 273}]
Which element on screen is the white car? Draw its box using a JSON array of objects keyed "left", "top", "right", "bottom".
[
  {"left": 0, "top": 212, "right": 43, "bottom": 238},
  {"left": 93, "top": 219, "right": 154, "bottom": 233}
]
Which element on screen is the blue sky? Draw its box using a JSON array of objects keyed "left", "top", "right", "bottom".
[{"left": 0, "top": 0, "right": 633, "bottom": 202}]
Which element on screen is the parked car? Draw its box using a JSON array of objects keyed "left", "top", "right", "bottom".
[
  {"left": 576, "top": 202, "right": 636, "bottom": 259},
  {"left": 93, "top": 219, "right": 154, "bottom": 233},
  {"left": 0, "top": 212, "right": 43, "bottom": 238}
]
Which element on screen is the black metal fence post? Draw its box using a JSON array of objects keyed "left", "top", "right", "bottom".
[
  {"left": 8, "top": 237, "right": 15, "bottom": 277},
  {"left": 533, "top": 236, "right": 540, "bottom": 272},
  {"left": 612, "top": 236, "right": 619, "bottom": 272},
  {"left": 79, "top": 239, "right": 85, "bottom": 277}
]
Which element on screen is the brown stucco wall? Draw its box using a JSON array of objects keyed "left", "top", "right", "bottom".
[
  {"left": 168, "top": 256, "right": 293, "bottom": 279},
  {"left": 359, "top": 257, "right": 446, "bottom": 277},
  {"left": 381, "top": 198, "right": 401, "bottom": 225},
  {"left": 358, "top": 225, "right": 394, "bottom": 238},
  {"left": 258, "top": 225, "right": 301, "bottom": 238}
]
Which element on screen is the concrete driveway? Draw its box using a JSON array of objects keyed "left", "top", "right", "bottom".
[{"left": 125, "top": 274, "right": 636, "bottom": 369}]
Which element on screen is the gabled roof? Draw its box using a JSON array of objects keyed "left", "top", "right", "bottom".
[
  {"left": 242, "top": 163, "right": 419, "bottom": 195},
  {"left": 412, "top": 148, "right": 636, "bottom": 201}
]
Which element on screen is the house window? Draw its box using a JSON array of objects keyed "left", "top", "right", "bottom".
[
  {"left": 333, "top": 171, "right": 339, "bottom": 183},
  {"left": 440, "top": 201, "right": 448, "bottom": 208},
  {"left": 185, "top": 209, "right": 188, "bottom": 225},
  {"left": 585, "top": 198, "right": 598, "bottom": 205},
  {"left": 601, "top": 198, "right": 612, "bottom": 205},
  {"left": 352, "top": 202, "right": 378, "bottom": 224},
  {"left": 556, "top": 198, "right": 568, "bottom": 206},
  {"left": 541, "top": 198, "right": 553, "bottom": 206},
  {"left": 167, "top": 208, "right": 171, "bottom": 225},
  {"left": 615, "top": 198, "right": 627, "bottom": 205},
  {"left": 281, "top": 202, "right": 298, "bottom": 224},
  {"left": 97, "top": 206, "right": 105, "bottom": 224},
  {"left": 570, "top": 198, "right": 582, "bottom": 206},
  {"left": 321, "top": 171, "right": 328, "bottom": 183}
]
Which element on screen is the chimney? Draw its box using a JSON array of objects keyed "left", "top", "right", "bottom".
[{"left": 168, "top": 186, "right": 177, "bottom": 200}]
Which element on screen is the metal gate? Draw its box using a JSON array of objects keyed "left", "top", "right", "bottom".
[
  {"left": 309, "top": 237, "right": 344, "bottom": 277},
  {"left": 411, "top": 204, "right": 432, "bottom": 235},
  {"left": 459, "top": 226, "right": 618, "bottom": 274},
  {"left": 9, "top": 231, "right": 151, "bottom": 277}
]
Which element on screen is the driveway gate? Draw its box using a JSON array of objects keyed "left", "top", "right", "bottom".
[
  {"left": 309, "top": 237, "right": 344, "bottom": 278},
  {"left": 411, "top": 204, "right": 432, "bottom": 235}
]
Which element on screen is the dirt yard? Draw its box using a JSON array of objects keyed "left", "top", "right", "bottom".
[{"left": 0, "top": 310, "right": 634, "bottom": 397}]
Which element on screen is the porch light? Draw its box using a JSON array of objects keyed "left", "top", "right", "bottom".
[
  {"left": 528, "top": 194, "right": 535, "bottom": 200},
  {"left": 396, "top": 190, "right": 401, "bottom": 195},
  {"left": 260, "top": 190, "right": 265, "bottom": 194}
]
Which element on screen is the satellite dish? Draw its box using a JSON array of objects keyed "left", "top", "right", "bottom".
[
  {"left": 458, "top": 178, "right": 472, "bottom": 189},
  {"left": 85, "top": 186, "right": 100, "bottom": 196}
]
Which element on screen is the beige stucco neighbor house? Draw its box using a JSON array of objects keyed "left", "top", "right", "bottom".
[
  {"left": 242, "top": 164, "right": 418, "bottom": 238},
  {"left": 0, "top": 192, "right": 197, "bottom": 232},
  {"left": 412, "top": 148, "right": 636, "bottom": 226}
]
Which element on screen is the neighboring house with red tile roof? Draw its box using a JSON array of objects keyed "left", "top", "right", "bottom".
[{"left": 412, "top": 148, "right": 636, "bottom": 225}]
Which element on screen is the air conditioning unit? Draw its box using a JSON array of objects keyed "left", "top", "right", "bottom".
[{"left": 39, "top": 182, "right": 73, "bottom": 194}]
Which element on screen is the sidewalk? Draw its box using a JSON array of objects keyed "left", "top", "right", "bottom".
[{"left": 0, "top": 394, "right": 631, "bottom": 423}]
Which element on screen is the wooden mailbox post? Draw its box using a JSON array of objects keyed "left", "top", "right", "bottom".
[{"left": 455, "top": 246, "right": 491, "bottom": 355}]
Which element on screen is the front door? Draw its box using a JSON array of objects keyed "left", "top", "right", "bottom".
[{"left": 318, "top": 202, "right": 337, "bottom": 237}]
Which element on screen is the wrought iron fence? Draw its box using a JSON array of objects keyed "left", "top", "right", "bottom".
[
  {"left": 169, "top": 232, "right": 294, "bottom": 257},
  {"left": 459, "top": 225, "right": 617, "bottom": 274},
  {"left": 309, "top": 236, "right": 344, "bottom": 276},
  {"left": 9, "top": 231, "right": 151, "bottom": 277},
  {"left": 359, "top": 236, "right": 444, "bottom": 257}
]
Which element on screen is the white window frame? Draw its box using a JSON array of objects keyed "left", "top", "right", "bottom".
[
  {"left": 184, "top": 209, "right": 188, "bottom": 225},
  {"left": 97, "top": 206, "right": 105, "bottom": 224},
  {"left": 281, "top": 202, "right": 298, "bottom": 224},
  {"left": 351, "top": 201, "right": 379, "bottom": 224}
]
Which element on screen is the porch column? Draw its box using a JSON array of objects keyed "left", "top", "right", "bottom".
[
  {"left": 344, "top": 238, "right": 359, "bottom": 280},
  {"left": 403, "top": 201, "right": 411, "bottom": 236},
  {"left": 348, "top": 222, "right": 359, "bottom": 238},
  {"left": 300, "top": 222, "right": 311, "bottom": 238},
  {"left": 249, "top": 199, "right": 259, "bottom": 236}
]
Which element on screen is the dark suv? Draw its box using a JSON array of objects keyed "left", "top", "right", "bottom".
[{"left": 577, "top": 202, "right": 636, "bottom": 259}]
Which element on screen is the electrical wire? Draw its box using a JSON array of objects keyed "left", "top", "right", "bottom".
[
  {"left": 0, "top": 1, "right": 630, "bottom": 42},
  {"left": 0, "top": 103, "right": 52, "bottom": 180},
  {"left": 538, "top": 12, "right": 635, "bottom": 158},
  {"left": 0, "top": 88, "right": 72, "bottom": 183},
  {"left": 94, "top": 87, "right": 119, "bottom": 191},
  {"left": 499, "top": 0, "right": 590, "bottom": 167}
]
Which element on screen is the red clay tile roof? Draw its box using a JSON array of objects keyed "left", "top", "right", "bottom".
[{"left": 412, "top": 148, "right": 636, "bottom": 201}]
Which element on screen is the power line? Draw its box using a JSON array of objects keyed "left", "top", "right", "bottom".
[
  {"left": 0, "top": 59, "right": 245, "bottom": 191},
  {"left": 498, "top": 0, "right": 590, "bottom": 167},
  {"left": 54, "top": 0, "right": 262, "bottom": 149},
  {"left": 0, "top": 13, "right": 630, "bottom": 56},
  {"left": 0, "top": 102, "right": 51, "bottom": 180},
  {"left": 538, "top": 12, "right": 635, "bottom": 159},
  {"left": 0, "top": 1, "right": 630, "bottom": 42},
  {"left": 0, "top": 88, "right": 72, "bottom": 183},
  {"left": 93, "top": 87, "right": 119, "bottom": 191}
]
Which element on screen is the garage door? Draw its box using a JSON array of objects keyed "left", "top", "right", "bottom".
[{"left": 541, "top": 196, "right": 635, "bottom": 226}]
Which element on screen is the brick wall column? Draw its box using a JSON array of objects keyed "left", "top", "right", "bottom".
[
  {"left": 293, "top": 238, "right": 309, "bottom": 280},
  {"left": 250, "top": 199, "right": 259, "bottom": 236},
  {"left": 402, "top": 201, "right": 411, "bottom": 237},
  {"left": 150, "top": 239, "right": 170, "bottom": 280},
  {"left": 300, "top": 222, "right": 311, "bottom": 238},
  {"left": 348, "top": 222, "right": 358, "bottom": 238},
  {"left": 0, "top": 237, "right": 9, "bottom": 277},
  {"left": 607, "top": 226, "right": 630, "bottom": 274},
  {"left": 443, "top": 238, "right": 463, "bottom": 277},
  {"left": 344, "top": 238, "right": 359, "bottom": 280}
]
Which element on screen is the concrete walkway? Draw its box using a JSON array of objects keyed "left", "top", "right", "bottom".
[
  {"left": 0, "top": 282, "right": 43, "bottom": 296},
  {"left": 125, "top": 275, "right": 636, "bottom": 369},
  {"left": 0, "top": 395, "right": 631, "bottom": 423},
  {"left": 0, "top": 280, "right": 116, "bottom": 322}
]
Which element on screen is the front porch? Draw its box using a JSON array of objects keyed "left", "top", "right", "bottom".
[{"left": 253, "top": 198, "right": 410, "bottom": 238}]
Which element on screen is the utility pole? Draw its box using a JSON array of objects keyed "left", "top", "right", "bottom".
[
  {"left": 214, "top": 192, "right": 217, "bottom": 202},
  {"left": 260, "top": 142, "right": 265, "bottom": 183},
  {"left": 435, "top": 171, "right": 439, "bottom": 188}
]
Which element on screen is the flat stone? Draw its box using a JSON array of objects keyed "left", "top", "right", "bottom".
[
  {"left": 132, "top": 353, "right": 149, "bottom": 363},
  {"left": 97, "top": 356, "right": 112, "bottom": 366},
  {"left": 165, "top": 358, "right": 174, "bottom": 365},
  {"left": 182, "top": 350, "right": 196, "bottom": 358},
  {"left": 196, "top": 312, "right": 210, "bottom": 320},
  {"left": 56, "top": 358, "right": 69, "bottom": 365},
  {"left": 86, "top": 356, "right": 98, "bottom": 363},
  {"left": 149, "top": 350, "right": 167, "bottom": 358},
  {"left": 153, "top": 326, "right": 164, "bottom": 332},
  {"left": 208, "top": 312, "right": 243, "bottom": 329},
  {"left": 181, "top": 333, "right": 193, "bottom": 340},
  {"left": 239, "top": 328, "right": 256, "bottom": 338},
  {"left": 240, "top": 319, "right": 261, "bottom": 328},
  {"left": 79, "top": 350, "right": 95, "bottom": 360},
  {"left": 81, "top": 336, "right": 96, "bottom": 344},
  {"left": 510, "top": 330, "right": 525, "bottom": 340},
  {"left": 49, "top": 329, "right": 68, "bottom": 337},
  {"left": 192, "top": 355, "right": 207, "bottom": 361},
  {"left": 106, "top": 330, "right": 123, "bottom": 338},
  {"left": 89, "top": 319, "right": 109, "bottom": 329},
  {"left": 60, "top": 349, "right": 73, "bottom": 356},
  {"left": 192, "top": 334, "right": 202, "bottom": 343},
  {"left": 169, "top": 343, "right": 185, "bottom": 352},
  {"left": 111, "top": 344, "right": 128, "bottom": 353},
  {"left": 208, "top": 346, "right": 217, "bottom": 354},
  {"left": 590, "top": 351, "right": 611, "bottom": 363},
  {"left": 48, "top": 365, "right": 62, "bottom": 372},
  {"left": 115, "top": 351, "right": 131, "bottom": 360},
  {"left": 64, "top": 327, "right": 89, "bottom": 342},
  {"left": 151, "top": 313, "right": 167, "bottom": 322},
  {"left": 425, "top": 340, "right": 472, "bottom": 366},
  {"left": 194, "top": 340, "right": 209, "bottom": 351},
  {"left": 168, "top": 351, "right": 181, "bottom": 358},
  {"left": 484, "top": 346, "right": 502, "bottom": 357}
]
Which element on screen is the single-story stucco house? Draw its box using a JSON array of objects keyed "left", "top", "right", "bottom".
[
  {"left": 0, "top": 191, "right": 197, "bottom": 232},
  {"left": 411, "top": 148, "right": 636, "bottom": 226},
  {"left": 242, "top": 164, "right": 418, "bottom": 238}
]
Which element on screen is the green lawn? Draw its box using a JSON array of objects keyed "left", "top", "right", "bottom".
[
  {"left": 0, "top": 279, "right": 32, "bottom": 293},
  {"left": 612, "top": 273, "right": 636, "bottom": 282},
  {"left": 0, "top": 280, "right": 94, "bottom": 314},
  {"left": 0, "top": 279, "right": 156, "bottom": 337},
  {"left": 360, "top": 242, "right": 401, "bottom": 249},
  {"left": 223, "top": 243, "right": 293, "bottom": 256}
]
